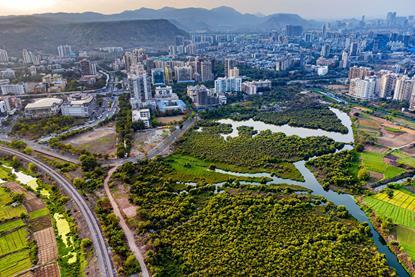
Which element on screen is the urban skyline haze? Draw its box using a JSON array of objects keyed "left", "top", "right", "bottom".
[{"left": 0, "top": 0, "right": 414, "bottom": 19}]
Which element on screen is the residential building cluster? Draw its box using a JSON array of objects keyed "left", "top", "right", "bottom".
[{"left": 347, "top": 66, "right": 415, "bottom": 111}]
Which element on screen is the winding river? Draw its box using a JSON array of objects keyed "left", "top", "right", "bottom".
[{"left": 214, "top": 107, "right": 409, "bottom": 276}]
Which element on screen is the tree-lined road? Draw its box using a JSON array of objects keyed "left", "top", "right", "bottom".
[{"left": 0, "top": 145, "right": 116, "bottom": 277}]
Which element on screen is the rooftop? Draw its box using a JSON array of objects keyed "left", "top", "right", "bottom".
[{"left": 25, "top": 98, "right": 63, "bottom": 110}]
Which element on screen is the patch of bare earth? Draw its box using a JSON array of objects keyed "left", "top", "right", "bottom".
[
  {"left": 33, "top": 227, "right": 58, "bottom": 264},
  {"left": 365, "top": 145, "right": 388, "bottom": 153},
  {"left": 3, "top": 182, "right": 46, "bottom": 212},
  {"left": 131, "top": 128, "right": 171, "bottom": 157},
  {"left": 64, "top": 125, "right": 117, "bottom": 158},
  {"left": 34, "top": 262, "right": 60, "bottom": 277},
  {"left": 156, "top": 115, "right": 185, "bottom": 125},
  {"left": 369, "top": 171, "right": 384, "bottom": 182},
  {"left": 31, "top": 216, "right": 53, "bottom": 232},
  {"left": 113, "top": 184, "right": 137, "bottom": 219}
]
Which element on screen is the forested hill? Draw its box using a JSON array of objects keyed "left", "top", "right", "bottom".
[{"left": 0, "top": 18, "right": 188, "bottom": 54}]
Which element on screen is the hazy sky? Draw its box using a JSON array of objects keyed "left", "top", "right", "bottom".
[{"left": 0, "top": 0, "right": 414, "bottom": 19}]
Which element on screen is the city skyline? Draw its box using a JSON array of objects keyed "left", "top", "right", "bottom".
[{"left": 0, "top": 0, "right": 414, "bottom": 19}]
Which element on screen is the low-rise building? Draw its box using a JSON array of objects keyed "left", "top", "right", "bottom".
[
  {"left": 61, "top": 93, "right": 96, "bottom": 117},
  {"left": 156, "top": 99, "right": 187, "bottom": 114},
  {"left": 24, "top": 82, "right": 47, "bottom": 94},
  {"left": 0, "top": 69, "right": 15, "bottom": 79},
  {"left": 154, "top": 86, "right": 176, "bottom": 99},
  {"left": 1, "top": 84, "right": 25, "bottom": 95},
  {"left": 132, "top": 108, "right": 151, "bottom": 128},
  {"left": 42, "top": 74, "right": 67, "bottom": 93},
  {"left": 24, "top": 98, "right": 63, "bottom": 118},
  {"left": 242, "top": 80, "right": 272, "bottom": 95}
]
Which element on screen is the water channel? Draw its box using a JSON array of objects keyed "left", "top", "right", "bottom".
[{"left": 213, "top": 107, "right": 409, "bottom": 276}]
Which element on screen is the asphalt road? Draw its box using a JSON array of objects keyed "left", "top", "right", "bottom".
[{"left": 0, "top": 145, "right": 116, "bottom": 277}]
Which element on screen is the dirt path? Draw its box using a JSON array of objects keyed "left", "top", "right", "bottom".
[{"left": 103, "top": 167, "right": 150, "bottom": 277}]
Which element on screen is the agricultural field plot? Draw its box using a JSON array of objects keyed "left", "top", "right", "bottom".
[
  {"left": 34, "top": 262, "right": 60, "bottom": 277},
  {"left": 360, "top": 151, "right": 405, "bottom": 180},
  {"left": 4, "top": 183, "right": 47, "bottom": 213},
  {"left": 30, "top": 207, "right": 50, "bottom": 220},
  {"left": 0, "top": 249, "right": 32, "bottom": 277},
  {"left": 396, "top": 225, "right": 415, "bottom": 260},
  {"left": 392, "top": 150, "right": 415, "bottom": 168},
  {"left": 0, "top": 188, "right": 27, "bottom": 220},
  {"left": 375, "top": 190, "right": 415, "bottom": 212},
  {"left": 0, "top": 219, "right": 25, "bottom": 234},
  {"left": 34, "top": 227, "right": 58, "bottom": 264},
  {"left": 0, "top": 228, "right": 29, "bottom": 256},
  {"left": 364, "top": 196, "right": 415, "bottom": 228}
]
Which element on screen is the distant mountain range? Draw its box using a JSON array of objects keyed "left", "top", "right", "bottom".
[
  {"left": 0, "top": 18, "right": 187, "bottom": 55},
  {"left": 1, "top": 6, "right": 318, "bottom": 32},
  {"left": 0, "top": 6, "right": 320, "bottom": 54}
]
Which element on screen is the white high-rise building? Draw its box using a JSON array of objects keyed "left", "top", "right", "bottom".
[
  {"left": 22, "top": 49, "right": 33, "bottom": 64},
  {"left": 57, "top": 45, "right": 73, "bottom": 58},
  {"left": 128, "top": 73, "right": 151, "bottom": 108},
  {"left": 0, "top": 49, "right": 8, "bottom": 63},
  {"left": 350, "top": 77, "right": 376, "bottom": 100},
  {"left": 409, "top": 88, "right": 415, "bottom": 111},
  {"left": 215, "top": 77, "right": 242, "bottom": 93},
  {"left": 341, "top": 51, "right": 349, "bottom": 69},
  {"left": 377, "top": 71, "right": 397, "bottom": 98},
  {"left": 393, "top": 75, "right": 414, "bottom": 102}
]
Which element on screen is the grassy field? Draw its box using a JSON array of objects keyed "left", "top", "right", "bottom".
[
  {"left": 392, "top": 150, "right": 415, "bottom": 168},
  {"left": 0, "top": 249, "right": 32, "bottom": 277},
  {"left": 360, "top": 151, "right": 405, "bottom": 180},
  {"left": 166, "top": 154, "right": 278, "bottom": 184},
  {"left": 384, "top": 126, "right": 404, "bottom": 134},
  {"left": 167, "top": 154, "right": 303, "bottom": 182},
  {"left": 397, "top": 225, "right": 415, "bottom": 259},
  {"left": 0, "top": 166, "right": 12, "bottom": 180}
]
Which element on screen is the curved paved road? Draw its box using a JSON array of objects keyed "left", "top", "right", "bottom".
[{"left": 0, "top": 146, "right": 115, "bottom": 277}]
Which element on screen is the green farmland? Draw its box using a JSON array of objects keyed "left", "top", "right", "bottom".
[
  {"left": 360, "top": 151, "right": 405, "bottom": 180},
  {"left": 397, "top": 225, "right": 415, "bottom": 259},
  {"left": 364, "top": 189, "right": 415, "bottom": 260}
]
